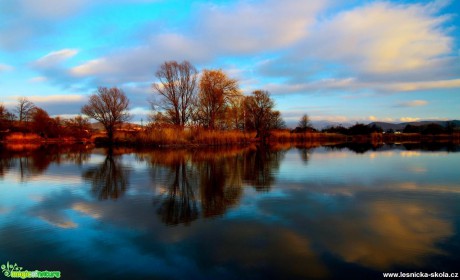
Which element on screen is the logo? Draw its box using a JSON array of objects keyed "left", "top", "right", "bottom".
[{"left": 1, "top": 262, "right": 60, "bottom": 279}]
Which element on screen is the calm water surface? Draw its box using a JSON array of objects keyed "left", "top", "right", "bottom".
[{"left": 0, "top": 143, "right": 459, "bottom": 279}]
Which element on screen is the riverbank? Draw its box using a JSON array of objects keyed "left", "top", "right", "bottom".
[{"left": 1, "top": 130, "right": 459, "bottom": 147}]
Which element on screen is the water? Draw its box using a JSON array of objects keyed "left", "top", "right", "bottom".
[{"left": 0, "top": 143, "right": 459, "bottom": 279}]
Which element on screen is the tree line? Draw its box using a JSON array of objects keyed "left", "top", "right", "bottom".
[
  {"left": 1, "top": 60, "right": 287, "bottom": 143},
  {"left": 3, "top": 59, "right": 455, "bottom": 144},
  {"left": 0, "top": 97, "right": 91, "bottom": 139},
  {"left": 149, "top": 61, "right": 285, "bottom": 138}
]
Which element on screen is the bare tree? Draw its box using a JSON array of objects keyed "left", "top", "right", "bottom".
[
  {"left": 244, "top": 90, "right": 284, "bottom": 140},
  {"left": 81, "top": 87, "right": 130, "bottom": 143},
  {"left": 298, "top": 114, "right": 312, "bottom": 130},
  {"left": 196, "top": 69, "right": 239, "bottom": 129},
  {"left": 15, "top": 97, "right": 35, "bottom": 123},
  {"left": 153, "top": 61, "right": 198, "bottom": 127}
]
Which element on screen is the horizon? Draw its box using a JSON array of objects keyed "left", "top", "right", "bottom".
[{"left": 1, "top": 0, "right": 459, "bottom": 124}]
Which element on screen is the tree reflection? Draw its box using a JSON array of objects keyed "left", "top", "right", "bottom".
[
  {"left": 83, "top": 148, "right": 129, "bottom": 200},
  {"left": 243, "top": 146, "right": 285, "bottom": 191},
  {"left": 296, "top": 145, "right": 311, "bottom": 164},
  {"left": 155, "top": 159, "right": 199, "bottom": 226},
  {"left": 0, "top": 146, "right": 15, "bottom": 177},
  {"left": 145, "top": 146, "right": 286, "bottom": 225},
  {"left": 0, "top": 144, "right": 92, "bottom": 180},
  {"left": 198, "top": 156, "right": 243, "bottom": 218}
]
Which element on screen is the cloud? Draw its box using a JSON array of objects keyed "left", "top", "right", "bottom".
[
  {"left": 20, "top": 0, "right": 90, "bottom": 19},
  {"left": 306, "top": 1, "right": 452, "bottom": 74},
  {"left": 0, "top": 63, "right": 14, "bottom": 72},
  {"left": 68, "top": 0, "right": 326, "bottom": 86},
  {"left": 196, "top": 0, "right": 325, "bottom": 53},
  {"left": 400, "top": 117, "right": 421, "bottom": 122},
  {"left": 388, "top": 79, "right": 460, "bottom": 92},
  {"left": 0, "top": 1, "right": 83, "bottom": 50},
  {"left": 70, "top": 34, "right": 210, "bottom": 85},
  {"left": 262, "top": 76, "right": 460, "bottom": 95},
  {"left": 368, "top": 116, "right": 378, "bottom": 121},
  {"left": 34, "top": 49, "right": 79, "bottom": 68},
  {"left": 28, "top": 76, "right": 48, "bottom": 83},
  {"left": 257, "top": 0, "right": 459, "bottom": 95},
  {"left": 27, "top": 94, "right": 84, "bottom": 103},
  {"left": 396, "top": 100, "right": 429, "bottom": 107}
]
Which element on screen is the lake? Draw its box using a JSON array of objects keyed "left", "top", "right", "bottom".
[{"left": 0, "top": 143, "right": 459, "bottom": 279}]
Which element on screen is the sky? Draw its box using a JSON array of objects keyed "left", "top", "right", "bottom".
[{"left": 0, "top": 0, "right": 459, "bottom": 126}]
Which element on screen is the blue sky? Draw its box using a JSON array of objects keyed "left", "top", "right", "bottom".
[{"left": 0, "top": 0, "right": 459, "bottom": 126}]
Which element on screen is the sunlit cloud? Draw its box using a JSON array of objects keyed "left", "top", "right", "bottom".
[
  {"left": 388, "top": 79, "right": 460, "bottom": 92},
  {"left": 35, "top": 49, "right": 79, "bottom": 68},
  {"left": 400, "top": 117, "right": 421, "bottom": 122},
  {"left": 308, "top": 1, "right": 452, "bottom": 74},
  {"left": 396, "top": 100, "right": 428, "bottom": 107},
  {"left": 27, "top": 95, "right": 85, "bottom": 103}
]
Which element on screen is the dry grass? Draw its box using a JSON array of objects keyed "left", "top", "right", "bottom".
[
  {"left": 5, "top": 133, "right": 42, "bottom": 142},
  {"left": 121, "top": 127, "right": 255, "bottom": 147},
  {"left": 269, "top": 130, "right": 347, "bottom": 143}
]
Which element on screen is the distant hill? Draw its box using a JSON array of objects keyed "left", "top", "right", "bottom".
[
  {"left": 310, "top": 121, "right": 354, "bottom": 130},
  {"left": 368, "top": 120, "right": 460, "bottom": 131}
]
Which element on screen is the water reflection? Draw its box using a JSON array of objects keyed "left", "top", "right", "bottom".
[
  {"left": 145, "top": 146, "right": 285, "bottom": 225},
  {"left": 155, "top": 159, "right": 199, "bottom": 226},
  {"left": 0, "top": 144, "right": 92, "bottom": 180},
  {"left": 198, "top": 155, "right": 243, "bottom": 217},
  {"left": 0, "top": 143, "right": 459, "bottom": 279},
  {"left": 82, "top": 148, "right": 130, "bottom": 200},
  {"left": 296, "top": 145, "right": 311, "bottom": 164},
  {"left": 242, "top": 146, "right": 285, "bottom": 191},
  {"left": 325, "top": 142, "right": 382, "bottom": 154}
]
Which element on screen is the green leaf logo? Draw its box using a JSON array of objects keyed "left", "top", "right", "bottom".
[{"left": 1, "top": 261, "right": 22, "bottom": 277}]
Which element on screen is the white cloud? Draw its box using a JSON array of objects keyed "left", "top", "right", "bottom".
[
  {"left": 307, "top": 1, "right": 452, "bottom": 74},
  {"left": 68, "top": 0, "right": 326, "bottom": 86},
  {"left": 35, "top": 49, "right": 79, "bottom": 68}
]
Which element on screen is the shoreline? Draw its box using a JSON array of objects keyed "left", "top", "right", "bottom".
[{"left": 1, "top": 132, "right": 459, "bottom": 148}]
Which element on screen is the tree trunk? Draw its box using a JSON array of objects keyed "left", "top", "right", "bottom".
[{"left": 107, "top": 127, "right": 114, "bottom": 143}]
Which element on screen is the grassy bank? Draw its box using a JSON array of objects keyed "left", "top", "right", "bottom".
[
  {"left": 113, "top": 127, "right": 255, "bottom": 147},
  {"left": 2, "top": 129, "right": 459, "bottom": 147}
]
